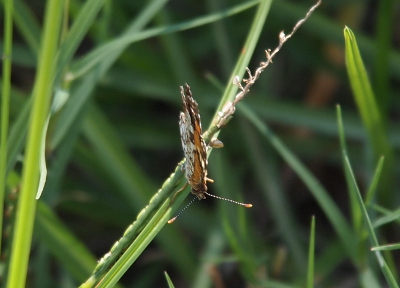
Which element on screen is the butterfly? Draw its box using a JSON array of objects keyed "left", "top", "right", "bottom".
[
  {"left": 179, "top": 83, "right": 213, "bottom": 200},
  {"left": 168, "top": 84, "right": 252, "bottom": 224}
]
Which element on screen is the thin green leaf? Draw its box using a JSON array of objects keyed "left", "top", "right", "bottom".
[
  {"left": 343, "top": 156, "right": 398, "bottom": 287},
  {"left": 164, "top": 271, "right": 176, "bottom": 288},
  {"left": 51, "top": 0, "right": 176, "bottom": 149},
  {"left": 69, "top": 0, "right": 261, "bottom": 80},
  {"left": 373, "top": 207, "right": 400, "bottom": 228},
  {"left": 371, "top": 244, "right": 400, "bottom": 252},
  {"left": 336, "top": 105, "right": 362, "bottom": 239},
  {"left": 0, "top": 0, "right": 14, "bottom": 257},
  {"left": 81, "top": 1, "right": 270, "bottom": 286},
  {"left": 364, "top": 156, "right": 385, "bottom": 206},
  {"left": 306, "top": 216, "right": 315, "bottom": 288},
  {"left": 208, "top": 0, "right": 272, "bottom": 138},
  {"left": 344, "top": 26, "right": 388, "bottom": 153},
  {"left": 13, "top": 0, "right": 41, "bottom": 53},
  {"left": 344, "top": 26, "right": 393, "bottom": 200},
  {"left": 6, "top": 2, "right": 64, "bottom": 288},
  {"left": 238, "top": 102, "right": 357, "bottom": 263},
  {"left": 35, "top": 202, "right": 99, "bottom": 283},
  {"left": 55, "top": 0, "right": 107, "bottom": 84},
  {"left": 241, "top": 119, "right": 305, "bottom": 270}
]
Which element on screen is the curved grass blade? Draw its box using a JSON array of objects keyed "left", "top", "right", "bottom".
[
  {"left": 78, "top": 104, "right": 198, "bottom": 280},
  {"left": 35, "top": 202, "right": 98, "bottom": 283},
  {"left": 36, "top": 89, "right": 69, "bottom": 199},
  {"left": 80, "top": 1, "right": 271, "bottom": 286},
  {"left": 80, "top": 164, "right": 186, "bottom": 287},
  {"left": 51, "top": 0, "right": 256, "bottom": 150},
  {"left": 69, "top": 0, "right": 261, "bottom": 80},
  {"left": 238, "top": 102, "right": 357, "bottom": 263},
  {"left": 241, "top": 119, "right": 306, "bottom": 270}
]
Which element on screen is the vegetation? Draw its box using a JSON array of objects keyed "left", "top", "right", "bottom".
[{"left": 0, "top": 0, "right": 399, "bottom": 287}]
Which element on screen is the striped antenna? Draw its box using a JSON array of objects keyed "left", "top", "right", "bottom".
[
  {"left": 204, "top": 192, "right": 252, "bottom": 207},
  {"left": 168, "top": 196, "right": 197, "bottom": 224}
]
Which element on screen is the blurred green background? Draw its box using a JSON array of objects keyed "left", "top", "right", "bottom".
[{"left": 1, "top": 0, "right": 400, "bottom": 287}]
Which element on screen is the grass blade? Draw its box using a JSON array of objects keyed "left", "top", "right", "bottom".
[
  {"left": 372, "top": 244, "right": 400, "bottom": 252},
  {"left": 343, "top": 155, "right": 398, "bottom": 288},
  {"left": 306, "top": 216, "right": 315, "bottom": 288},
  {"left": 344, "top": 26, "right": 393, "bottom": 202},
  {"left": 69, "top": 0, "right": 261, "bottom": 80},
  {"left": 6, "top": 1, "right": 64, "bottom": 287},
  {"left": 0, "top": 0, "right": 14, "bottom": 257},
  {"left": 164, "top": 271, "right": 176, "bottom": 288},
  {"left": 239, "top": 102, "right": 357, "bottom": 262}
]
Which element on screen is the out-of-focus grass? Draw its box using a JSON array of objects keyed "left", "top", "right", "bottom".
[{"left": 1, "top": 0, "right": 400, "bottom": 287}]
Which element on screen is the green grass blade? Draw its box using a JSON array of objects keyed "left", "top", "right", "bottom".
[
  {"left": 6, "top": 1, "right": 64, "bottom": 287},
  {"left": 213, "top": 151, "right": 258, "bottom": 280},
  {"left": 241, "top": 119, "right": 305, "bottom": 270},
  {"left": 336, "top": 105, "right": 362, "bottom": 235},
  {"left": 85, "top": 168, "right": 183, "bottom": 288},
  {"left": 164, "top": 271, "right": 176, "bottom": 288},
  {"left": 371, "top": 244, "right": 400, "bottom": 252},
  {"left": 208, "top": 0, "right": 272, "bottom": 138},
  {"left": 35, "top": 201, "right": 98, "bottom": 282},
  {"left": 306, "top": 216, "right": 315, "bottom": 288},
  {"left": 0, "top": 0, "right": 14, "bottom": 257},
  {"left": 343, "top": 155, "right": 398, "bottom": 288},
  {"left": 365, "top": 156, "right": 385, "bottom": 206},
  {"left": 238, "top": 102, "right": 357, "bottom": 262},
  {"left": 13, "top": 0, "right": 41, "bottom": 53},
  {"left": 344, "top": 26, "right": 393, "bottom": 201},
  {"left": 80, "top": 2, "right": 271, "bottom": 285},
  {"left": 155, "top": 9, "right": 197, "bottom": 84},
  {"left": 82, "top": 104, "right": 155, "bottom": 207},
  {"left": 5, "top": 98, "right": 30, "bottom": 173},
  {"left": 56, "top": 0, "right": 107, "bottom": 83},
  {"left": 51, "top": 0, "right": 173, "bottom": 149},
  {"left": 192, "top": 227, "right": 226, "bottom": 288},
  {"left": 69, "top": 0, "right": 261, "bottom": 80},
  {"left": 344, "top": 27, "right": 386, "bottom": 152},
  {"left": 373, "top": 207, "right": 400, "bottom": 229}
]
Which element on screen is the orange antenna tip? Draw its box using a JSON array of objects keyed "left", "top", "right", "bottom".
[
  {"left": 167, "top": 217, "right": 177, "bottom": 224},
  {"left": 245, "top": 204, "right": 253, "bottom": 208}
]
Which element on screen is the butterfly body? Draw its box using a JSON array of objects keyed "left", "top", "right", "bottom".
[{"left": 179, "top": 84, "right": 212, "bottom": 200}]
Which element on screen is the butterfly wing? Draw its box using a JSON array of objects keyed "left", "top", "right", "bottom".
[{"left": 179, "top": 84, "right": 208, "bottom": 199}]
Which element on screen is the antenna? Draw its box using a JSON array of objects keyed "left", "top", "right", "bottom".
[
  {"left": 204, "top": 192, "right": 252, "bottom": 207},
  {"left": 167, "top": 192, "right": 252, "bottom": 224},
  {"left": 168, "top": 196, "right": 197, "bottom": 224}
]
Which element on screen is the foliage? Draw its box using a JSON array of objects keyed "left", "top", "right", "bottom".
[{"left": 1, "top": 0, "right": 399, "bottom": 287}]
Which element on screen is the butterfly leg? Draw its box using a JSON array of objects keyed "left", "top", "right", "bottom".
[{"left": 170, "top": 182, "right": 189, "bottom": 204}]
